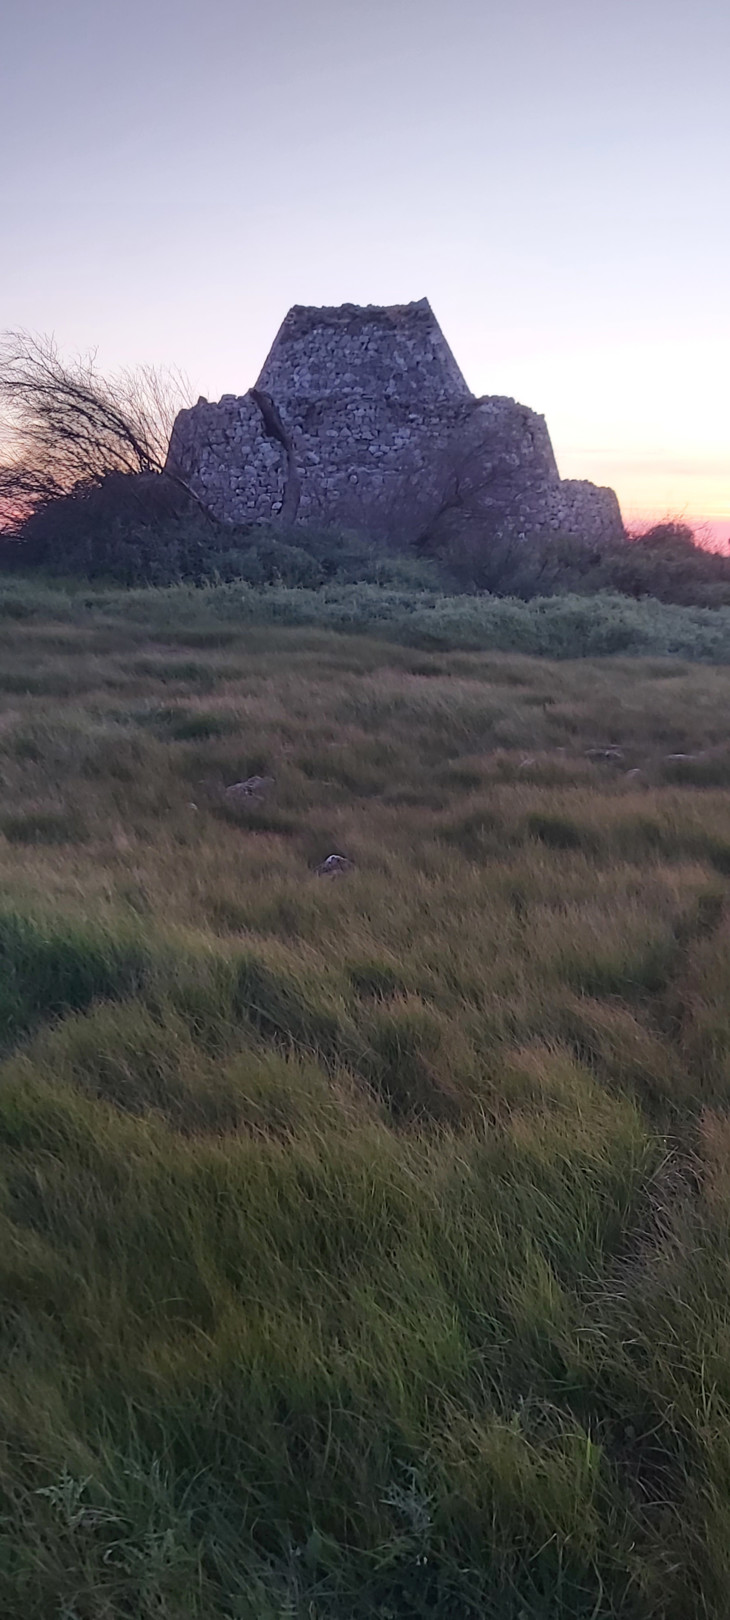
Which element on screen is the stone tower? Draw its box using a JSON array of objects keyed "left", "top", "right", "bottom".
[{"left": 166, "top": 299, "right": 623, "bottom": 547}]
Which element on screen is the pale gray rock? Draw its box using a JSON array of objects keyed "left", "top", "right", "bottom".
[
  {"left": 224, "top": 775, "right": 275, "bottom": 801},
  {"left": 315, "top": 854, "right": 354, "bottom": 877}
]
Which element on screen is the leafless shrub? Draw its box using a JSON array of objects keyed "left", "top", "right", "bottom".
[{"left": 0, "top": 331, "right": 193, "bottom": 532}]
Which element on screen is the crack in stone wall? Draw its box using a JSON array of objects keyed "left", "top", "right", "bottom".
[{"left": 250, "top": 388, "right": 301, "bottom": 524}]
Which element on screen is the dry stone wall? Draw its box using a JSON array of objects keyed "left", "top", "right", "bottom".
[{"left": 166, "top": 299, "right": 624, "bottom": 548}]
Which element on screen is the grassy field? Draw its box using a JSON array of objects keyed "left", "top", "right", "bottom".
[{"left": 4, "top": 581, "right": 730, "bottom": 1616}]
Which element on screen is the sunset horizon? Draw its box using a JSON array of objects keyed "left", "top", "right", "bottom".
[{"left": 2, "top": 0, "right": 726, "bottom": 548}]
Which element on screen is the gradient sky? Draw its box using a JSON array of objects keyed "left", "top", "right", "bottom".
[{"left": 2, "top": 0, "right": 728, "bottom": 540}]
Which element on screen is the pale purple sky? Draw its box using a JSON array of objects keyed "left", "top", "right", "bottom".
[{"left": 2, "top": 0, "right": 728, "bottom": 538}]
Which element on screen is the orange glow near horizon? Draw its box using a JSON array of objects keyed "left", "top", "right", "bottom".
[
  {"left": 625, "top": 514, "right": 730, "bottom": 551},
  {"left": 556, "top": 451, "right": 729, "bottom": 548}
]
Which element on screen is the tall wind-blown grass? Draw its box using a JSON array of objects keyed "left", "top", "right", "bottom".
[{"left": 2, "top": 579, "right": 730, "bottom": 1615}]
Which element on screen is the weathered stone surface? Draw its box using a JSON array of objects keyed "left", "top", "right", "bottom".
[{"left": 166, "top": 299, "right": 624, "bottom": 548}]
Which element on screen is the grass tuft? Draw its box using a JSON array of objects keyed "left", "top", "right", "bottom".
[{"left": 0, "top": 909, "right": 151, "bottom": 1050}]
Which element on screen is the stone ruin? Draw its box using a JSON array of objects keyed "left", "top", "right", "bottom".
[{"left": 166, "top": 299, "right": 623, "bottom": 550}]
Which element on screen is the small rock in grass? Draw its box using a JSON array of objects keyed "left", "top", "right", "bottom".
[
  {"left": 585, "top": 747, "right": 624, "bottom": 760},
  {"left": 225, "top": 775, "right": 275, "bottom": 802},
  {"left": 315, "top": 853, "right": 354, "bottom": 877}
]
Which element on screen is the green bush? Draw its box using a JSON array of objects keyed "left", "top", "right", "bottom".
[
  {"left": 166, "top": 582, "right": 730, "bottom": 661},
  {"left": 424, "top": 520, "right": 730, "bottom": 607},
  {"left": 6, "top": 572, "right": 730, "bottom": 660},
  {"left": 0, "top": 472, "right": 443, "bottom": 590}
]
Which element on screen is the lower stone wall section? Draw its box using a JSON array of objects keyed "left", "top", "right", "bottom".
[{"left": 167, "top": 387, "right": 625, "bottom": 551}]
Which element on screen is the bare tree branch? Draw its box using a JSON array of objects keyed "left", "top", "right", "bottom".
[{"left": 0, "top": 331, "right": 194, "bottom": 532}]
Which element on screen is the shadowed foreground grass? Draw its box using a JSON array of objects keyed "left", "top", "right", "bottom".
[{"left": 4, "top": 582, "right": 730, "bottom": 1615}]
